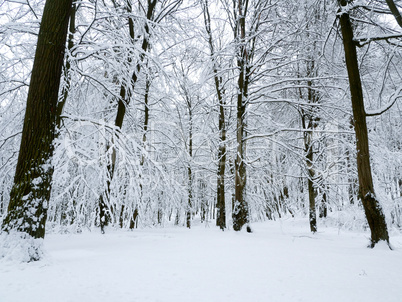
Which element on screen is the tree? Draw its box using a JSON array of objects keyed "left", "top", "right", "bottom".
[
  {"left": 223, "top": 0, "right": 271, "bottom": 231},
  {"left": 0, "top": 0, "right": 42, "bottom": 222},
  {"left": 385, "top": 0, "right": 402, "bottom": 28},
  {"left": 296, "top": 2, "right": 324, "bottom": 233},
  {"left": 98, "top": 0, "right": 158, "bottom": 233},
  {"left": 1, "top": 0, "right": 73, "bottom": 260},
  {"left": 97, "top": 0, "right": 182, "bottom": 232},
  {"left": 337, "top": 0, "right": 390, "bottom": 247},
  {"left": 2, "top": 0, "right": 400, "bottom": 237},
  {"left": 295, "top": 0, "right": 333, "bottom": 232},
  {"left": 201, "top": 0, "right": 227, "bottom": 230}
]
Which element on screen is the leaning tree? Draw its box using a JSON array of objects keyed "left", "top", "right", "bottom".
[{"left": 336, "top": 0, "right": 402, "bottom": 247}]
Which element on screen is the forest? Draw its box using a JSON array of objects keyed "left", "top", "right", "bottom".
[{"left": 0, "top": 0, "right": 402, "bottom": 264}]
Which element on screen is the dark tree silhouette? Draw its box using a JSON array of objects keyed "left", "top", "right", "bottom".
[
  {"left": 1, "top": 0, "right": 73, "bottom": 259},
  {"left": 337, "top": 0, "right": 390, "bottom": 247}
]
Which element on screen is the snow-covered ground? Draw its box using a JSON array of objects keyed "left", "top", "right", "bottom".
[{"left": 1, "top": 219, "right": 402, "bottom": 302}]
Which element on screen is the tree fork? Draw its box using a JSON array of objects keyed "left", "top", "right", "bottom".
[{"left": 232, "top": 0, "right": 250, "bottom": 232}]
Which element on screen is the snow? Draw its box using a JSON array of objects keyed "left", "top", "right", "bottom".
[
  {"left": 0, "top": 231, "right": 43, "bottom": 263},
  {"left": 1, "top": 219, "right": 402, "bottom": 302}
]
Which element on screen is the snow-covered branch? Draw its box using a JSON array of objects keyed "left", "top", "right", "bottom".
[
  {"left": 366, "top": 87, "right": 402, "bottom": 117},
  {"left": 354, "top": 33, "right": 402, "bottom": 47}
]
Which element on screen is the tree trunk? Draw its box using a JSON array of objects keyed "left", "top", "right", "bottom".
[
  {"left": 216, "top": 101, "right": 227, "bottom": 230},
  {"left": 131, "top": 73, "right": 152, "bottom": 229},
  {"left": 306, "top": 78, "right": 318, "bottom": 233},
  {"left": 319, "top": 189, "right": 328, "bottom": 218},
  {"left": 201, "top": 0, "right": 227, "bottom": 230},
  {"left": 233, "top": 2, "right": 249, "bottom": 232},
  {"left": 98, "top": 0, "right": 157, "bottom": 232},
  {"left": 186, "top": 108, "right": 193, "bottom": 229},
  {"left": 306, "top": 142, "right": 317, "bottom": 233},
  {"left": 338, "top": 0, "right": 390, "bottom": 247},
  {"left": 298, "top": 6, "right": 323, "bottom": 233},
  {"left": 1, "top": 0, "right": 72, "bottom": 256},
  {"left": 385, "top": 0, "right": 402, "bottom": 28},
  {"left": 56, "top": 2, "right": 76, "bottom": 128},
  {"left": 302, "top": 95, "right": 317, "bottom": 232},
  {"left": 233, "top": 64, "right": 248, "bottom": 231}
]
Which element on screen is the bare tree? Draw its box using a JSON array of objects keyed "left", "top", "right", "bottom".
[
  {"left": 201, "top": 0, "right": 227, "bottom": 230},
  {"left": 337, "top": 0, "right": 390, "bottom": 247}
]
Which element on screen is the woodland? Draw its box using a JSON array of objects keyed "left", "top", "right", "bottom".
[{"left": 0, "top": 0, "right": 402, "bottom": 261}]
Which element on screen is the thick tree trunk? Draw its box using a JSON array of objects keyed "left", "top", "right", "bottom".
[
  {"left": 1, "top": 0, "right": 72, "bottom": 248},
  {"left": 338, "top": 0, "right": 390, "bottom": 247}
]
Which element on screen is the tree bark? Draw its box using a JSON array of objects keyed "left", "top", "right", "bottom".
[
  {"left": 98, "top": 0, "right": 157, "bottom": 232},
  {"left": 216, "top": 97, "right": 227, "bottom": 230},
  {"left": 201, "top": 0, "right": 227, "bottom": 230},
  {"left": 233, "top": 0, "right": 249, "bottom": 232},
  {"left": 1, "top": 0, "right": 72, "bottom": 245},
  {"left": 56, "top": 2, "right": 76, "bottom": 129},
  {"left": 319, "top": 189, "right": 328, "bottom": 218},
  {"left": 301, "top": 72, "right": 318, "bottom": 233},
  {"left": 233, "top": 56, "right": 249, "bottom": 231},
  {"left": 186, "top": 107, "right": 193, "bottom": 229},
  {"left": 338, "top": 0, "right": 390, "bottom": 247},
  {"left": 306, "top": 138, "right": 317, "bottom": 233}
]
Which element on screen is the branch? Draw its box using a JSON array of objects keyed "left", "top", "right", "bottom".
[
  {"left": 354, "top": 5, "right": 394, "bottom": 15},
  {"left": 366, "top": 87, "right": 402, "bottom": 117},
  {"left": 385, "top": 0, "right": 402, "bottom": 28},
  {"left": 354, "top": 33, "right": 402, "bottom": 47},
  {"left": 26, "top": 0, "right": 39, "bottom": 19},
  {"left": 245, "top": 128, "right": 354, "bottom": 142},
  {"left": 0, "top": 131, "right": 22, "bottom": 149},
  {"left": 59, "top": 115, "right": 121, "bottom": 133}
]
